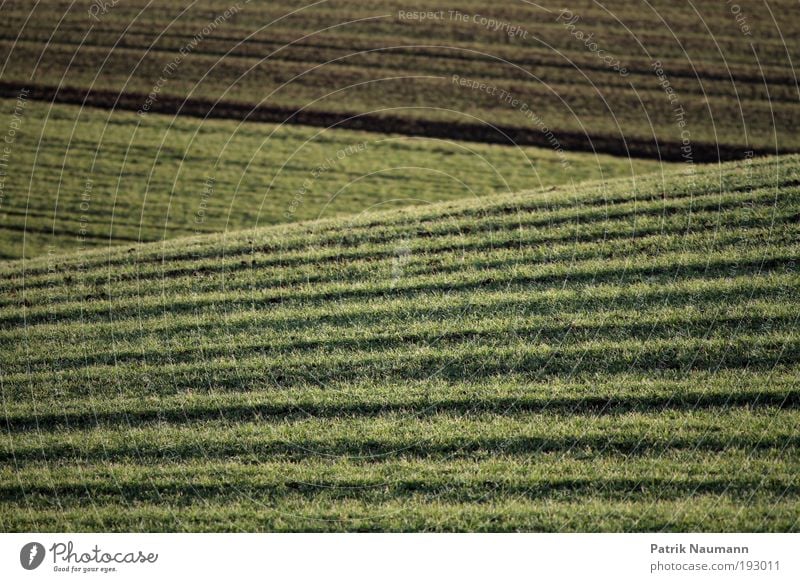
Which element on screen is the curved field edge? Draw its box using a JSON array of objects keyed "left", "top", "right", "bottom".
[{"left": 0, "top": 97, "right": 663, "bottom": 261}]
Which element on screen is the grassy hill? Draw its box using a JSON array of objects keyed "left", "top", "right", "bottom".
[
  {"left": 1, "top": 154, "right": 798, "bottom": 531},
  {"left": 1, "top": 0, "right": 797, "bottom": 157},
  {"left": 0, "top": 98, "right": 661, "bottom": 260}
]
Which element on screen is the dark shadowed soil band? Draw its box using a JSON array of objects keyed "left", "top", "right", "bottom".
[{"left": 1, "top": 81, "right": 780, "bottom": 163}]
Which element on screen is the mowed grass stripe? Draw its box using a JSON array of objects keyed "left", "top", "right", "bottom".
[
  {"left": 4, "top": 300, "right": 797, "bottom": 373},
  {"left": 3, "top": 408, "right": 798, "bottom": 465},
  {"left": 4, "top": 272, "right": 795, "bottom": 346},
  {"left": 3, "top": 242, "right": 797, "bottom": 328},
  {"left": 3, "top": 332, "right": 797, "bottom": 399},
  {"left": 4, "top": 497, "right": 796, "bottom": 532},
  {"left": 4, "top": 451, "right": 798, "bottom": 508},
  {"left": 4, "top": 370, "right": 797, "bottom": 432}
]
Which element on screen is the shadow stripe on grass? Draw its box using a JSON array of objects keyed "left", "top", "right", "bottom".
[
  {"left": 3, "top": 250, "right": 796, "bottom": 327},
  {"left": 5, "top": 389, "right": 799, "bottom": 434}
]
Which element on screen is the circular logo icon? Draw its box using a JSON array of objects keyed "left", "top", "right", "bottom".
[{"left": 20, "top": 542, "right": 45, "bottom": 570}]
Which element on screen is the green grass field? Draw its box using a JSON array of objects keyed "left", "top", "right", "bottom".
[
  {"left": 1, "top": 0, "right": 797, "bottom": 156},
  {"left": 1, "top": 154, "right": 797, "bottom": 531},
  {"left": 0, "top": 98, "right": 662, "bottom": 260}
]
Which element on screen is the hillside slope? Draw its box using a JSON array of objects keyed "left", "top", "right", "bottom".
[{"left": 1, "top": 156, "right": 798, "bottom": 531}]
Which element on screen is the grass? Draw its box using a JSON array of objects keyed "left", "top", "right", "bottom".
[
  {"left": 1, "top": 0, "right": 797, "bottom": 156},
  {"left": 0, "top": 154, "right": 798, "bottom": 531},
  {"left": 0, "top": 98, "right": 661, "bottom": 260}
]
